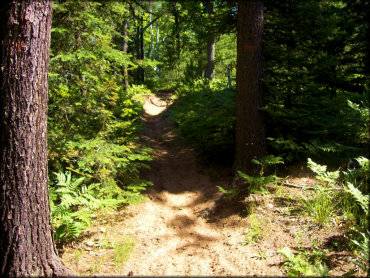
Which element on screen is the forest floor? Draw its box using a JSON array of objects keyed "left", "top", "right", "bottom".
[{"left": 59, "top": 92, "right": 364, "bottom": 276}]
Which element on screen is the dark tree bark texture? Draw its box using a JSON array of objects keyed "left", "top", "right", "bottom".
[
  {"left": 0, "top": 1, "right": 72, "bottom": 276},
  {"left": 172, "top": 1, "right": 180, "bottom": 59},
  {"left": 234, "top": 0, "right": 266, "bottom": 175}
]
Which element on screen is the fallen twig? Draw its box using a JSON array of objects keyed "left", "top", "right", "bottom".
[
  {"left": 198, "top": 176, "right": 240, "bottom": 218},
  {"left": 276, "top": 181, "right": 343, "bottom": 191}
]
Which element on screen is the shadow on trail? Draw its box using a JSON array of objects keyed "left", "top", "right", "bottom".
[{"left": 140, "top": 90, "right": 233, "bottom": 205}]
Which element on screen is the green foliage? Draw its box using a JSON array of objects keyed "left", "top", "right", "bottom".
[
  {"left": 62, "top": 138, "right": 152, "bottom": 191},
  {"left": 216, "top": 185, "right": 238, "bottom": 200},
  {"left": 49, "top": 171, "right": 129, "bottom": 244},
  {"left": 153, "top": 0, "right": 368, "bottom": 170},
  {"left": 345, "top": 182, "right": 369, "bottom": 216},
  {"left": 170, "top": 82, "right": 236, "bottom": 163},
  {"left": 114, "top": 237, "right": 135, "bottom": 270},
  {"left": 238, "top": 155, "right": 283, "bottom": 194},
  {"left": 342, "top": 156, "right": 369, "bottom": 194},
  {"left": 298, "top": 185, "right": 338, "bottom": 226},
  {"left": 143, "top": 1, "right": 237, "bottom": 91},
  {"left": 307, "top": 158, "right": 339, "bottom": 186},
  {"left": 301, "top": 158, "right": 369, "bottom": 272},
  {"left": 351, "top": 231, "right": 369, "bottom": 273},
  {"left": 307, "top": 157, "right": 369, "bottom": 229},
  {"left": 279, "top": 246, "right": 329, "bottom": 277},
  {"left": 242, "top": 214, "right": 265, "bottom": 245},
  {"left": 264, "top": 0, "right": 369, "bottom": 162},
  {"left": 48, "top": 1, "right": 154, "bottom": 246}
]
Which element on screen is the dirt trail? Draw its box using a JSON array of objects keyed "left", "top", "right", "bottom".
[
  {"left": 60, "top": 93, "right": 357, "bottom": 276},
  {"left": 117, "top": 93, "right": 284, "bottom": 276}
]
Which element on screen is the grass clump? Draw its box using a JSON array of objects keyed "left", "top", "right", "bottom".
[
  {"left": 298, "top": 185, "right": 338, "bottom": 226},
  {"left": 113, "top": 237, "right": 135, "bottom": 270},
  {"left": 242, "top": 214, "right": 266, "bottom": 245}
]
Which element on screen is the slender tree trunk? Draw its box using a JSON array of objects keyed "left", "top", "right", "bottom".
[
  {"left": 122, "top": 19, "right": 129, "bottom": 91},
  {"left": 234, "top": 0, "right": 266, "bottom": 175},
  {"left": 135, "top": 25, "right": 140, "bottom": 83},
  {"left": 172, "top": 1, "right": 180, "bottom": 59},
  {"left": 227, "top": 68, "right": 232, "bottom": 89},
  {"left": 0, "top": 1, "right": 73, "bottom": 276},
  {"left": 204, "top": 0, "right": 215, "bottom": 80},
  {"left": 140, "top": 15, "right": 144, "bottom": 83},
  {"left": 134, "top": 12, "right": 144, "bottom": 84},
  {"left": 156, "top": 22, "right": 160, "bottom": 75},
  {"left": 156, "top": 22, "right": 160, "bottom": 61},
  {"left": 148, "top": 8, "right": 154, "bottom": 59}
]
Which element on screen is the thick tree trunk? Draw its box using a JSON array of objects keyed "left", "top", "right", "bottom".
[
  {"left": 204, "top": 0, "right": 215, "bottom": 80},
  {"left": 122, "top": 19, "right": 129, "bottom": 91},
  {"left": 234, "top": 0, "right": 266, "bottom": 175},
  {"left": 0, "top": 1, "right": 73, "bottom": 276}
]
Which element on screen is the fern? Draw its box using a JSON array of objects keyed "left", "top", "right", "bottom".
[
  {"left": 49, "top": 171, "right": 144, "bottom": 245},
  {"left": 351, "top": 231, "right": 369, "bottom": 273},
  {"left": 279, "top": 246, "right": 329, "bottom": 277},
  {"left": 307, "top": 158, "right": 339, "bottom": 185},
  {"left": 345, "top": 182, "right": 369, "bottom": 216},
  {"left": 238, "top": 155, "right": 283, "bottom": 194},
  {"left": 216, "top": 185, "right": 238, "bottom": 200}
]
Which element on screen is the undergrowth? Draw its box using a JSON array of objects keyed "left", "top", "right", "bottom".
[
  {"left": 170, "top": 78, "right": 235, "bottom": 164},
  {"left": 49, "top": 171, "right": 148, "bottom": 245},
  {"left": 237, "top": 155, "right": 369, "bottom": 275}
]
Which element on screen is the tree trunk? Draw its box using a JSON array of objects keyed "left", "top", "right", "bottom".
[
  {"left": 204, "top": 0, "right": 215, "bottom": 80},
  {"left": 122, "top": 19, "right": 129, "bottom": 91},
  {"left": 227, "top": 68, "right": 232, "bottom": 89},
  {"left": 156, "top": 22, "right": 160, "bottom": 61},
  {"left": 172, "top": 1, "right": 180, "bottom": 59},
  {"left": 0, "top": 1, "right": 73, "bottom": 276},
  {"left": 135, "top": 25, "right": 141, "bottom": 83},
  {"left": 155, "top": 22, "right": 160, "bottom": 75},
  {"left": 140, "top": 15, "right": 144, "bottom": 82},
  {"left": 148, "top": 8, "right": 154, "bottom": 59},
  {"left": 135, "top": 13, "right": 144, "bottom": 84},
  {"left": 234, "top": 0, "right": 266, "bottom": 175}
]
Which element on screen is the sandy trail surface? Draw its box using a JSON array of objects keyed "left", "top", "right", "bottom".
[
  {"left": 60, "top": 93, "right": 358, "bottom": 276},
  {"left": 118, "top": 93, "right": 284, "bottom": 276}
]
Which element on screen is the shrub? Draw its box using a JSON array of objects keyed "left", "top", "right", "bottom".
[{"left": 170, "top": 81, "right": 236, "bottom": 163}]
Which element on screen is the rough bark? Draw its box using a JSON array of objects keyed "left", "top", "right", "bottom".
[
  {"left": 0, "top": 1, "right": 73, "bottom": 276},
  {"left": 204, "top": 0, "right": 215, "bottom": 80},
  {"left": 234, "top": 0, "right": 266, "bottom": 175}
]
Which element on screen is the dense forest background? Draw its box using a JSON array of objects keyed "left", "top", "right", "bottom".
[{"left": 46, "top": 0, "right": 368, "bottom": 275}]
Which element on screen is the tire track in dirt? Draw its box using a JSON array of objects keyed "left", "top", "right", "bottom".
[{"left": 118, "top": 93, "right": 284, "bottom": 276}]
